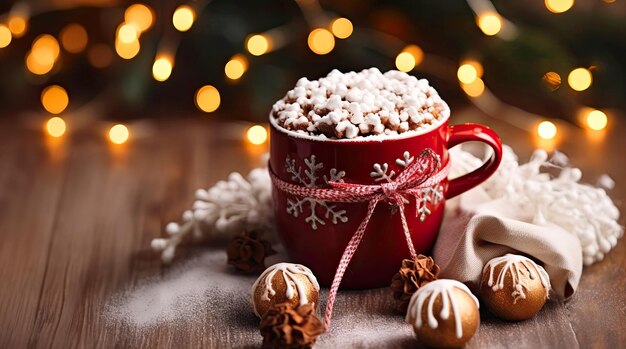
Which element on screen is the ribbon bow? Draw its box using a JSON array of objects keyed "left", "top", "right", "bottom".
[{"left": 269, "top": 148, "right": 450, "bottom": 330}]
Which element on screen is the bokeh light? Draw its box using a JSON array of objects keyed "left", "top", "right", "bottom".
[
  {"left": 8, "top": 15, "right": 28, "bottom": 38},
  {"left": 225, "top": 54, "right": 248, "bottom": 80},
  {"left": 172, "top": 5, "right": 195, "bottom": 32},
  {"left": 542, "top": 71, "right": 562, "bottom": 90},
  {"left": 109, "top": 124, "right": 130, "bottom": 144},
  {"left": 477, "top": 13, "right": 502, "bottom": 36},
  {"left": 26, "top": 51, "right": 52, "bottom": 75},
  {"left": 88, "top": 44, "right": 114, "bottom": 68},
  {"left": 461, "top": 78, "right": 485, "bottom": 97},
  {"left": 152, "top": 56, "right": 173, "bottom": 82},
  {"left": 463, "top": 60, "right": 483, "bottom": 78},
  {"left": 247, "top": 125, "right": 268, "bottom": 145},
  {"left": 46, "top": 117, "right": 66, "bottom": 138},
  {"left": 60, "top": 24, "right": 88, "bottom": 53},
  {"left": 41, "top": 85, "right": 69, "bottom": 114},
  {"left": 537, "top": 121, "right": 557, "bottom": 140},
  {"left": 30, "top": 34, "right": 60, "bottom": 72},
  {"left": 246, "top": 34, "right": 269, "bottom": 56},
  {"left": 115, "top": 38, "right": 140, "bottom": 59},
  {"left": 395, "top": 45, "right": 423, "bottom": 72},
  {"left": 125, "top": 4, "right": 154, "bottom": 32},
  {"left": 395, "top": 52, "right": 415, "bottom": 72},
  {"left": 585, "top": 109, "right": 608, "bottom": 131},
  {"left": 405, "top": 45, "right": 424, "bottom": 65},
  {"left": 195, "top": 85, "right": 220, "bottom": 113},
  {"left": 545, "top": 0, "right": 574, "bottom": 13},
  {"left": 33, "top": 34, "right": 60, "bottom": 58},
  {"left": 117, "top": 23, "right": 139, "bottom": 44},
  {"left": 568, "top": 68, "right": 592, "bottom": 91},
  {"left": 457, "top": 64, "right": 478, "bottom": 84},
  {"left": 331, "top": 18, "right": 353, "bottom": 39},
  {"left": 308, "top": 28, "right": 335, "bottom": 55},
  {"left": 0, "top": 25, "right": 12, "bottom": 48}
]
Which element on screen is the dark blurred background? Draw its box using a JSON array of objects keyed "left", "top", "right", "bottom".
[{"left": 0, "top": 0, "right": 624, "bottom": 143}]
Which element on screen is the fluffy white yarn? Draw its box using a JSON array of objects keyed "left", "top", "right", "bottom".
[
  {"left": 450, "top": 145, "right": 623, "bottom": 266},
  {"left": 151, "top": 168, "right": 273, "bottom": 263}
]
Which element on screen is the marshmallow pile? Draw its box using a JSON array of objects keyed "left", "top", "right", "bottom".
[{"left": 271, "top": 68, "right": 450, "bottom": 139}]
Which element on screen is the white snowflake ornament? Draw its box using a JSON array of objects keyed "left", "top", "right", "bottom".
[{"left": 151, "top": 167, "right": 274, "bottom": 263}]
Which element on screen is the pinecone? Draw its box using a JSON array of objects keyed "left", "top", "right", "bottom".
[
  {"left": 227, "top": 230, "right": 276, "bottom": 273},
  {"left": 260, "top": 303, "right": 325, "bottom": 349},
  {"left": 390, "top": 255, "right": 440, "bottom": 313}
]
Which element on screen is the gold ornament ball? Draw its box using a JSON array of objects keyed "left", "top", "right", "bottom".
[
  {"left": 480, "top": 255, "right": 551, "bottom": 321},
  {"left": 251, "top": 263, "right": 320, "bottom": 318},
  {"left": 406, "top": 280, "right": 480, "bottom": 348}
]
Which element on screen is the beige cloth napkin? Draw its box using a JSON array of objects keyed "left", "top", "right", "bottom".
[
  {"left": 433, "top": 201, "right": 582, "bottom": 299},
  {"left": 433, "top": 148, "right": 584, "bottom": 299}
]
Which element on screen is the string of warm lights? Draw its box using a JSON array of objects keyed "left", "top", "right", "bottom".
[
  {"left": 460, "top": 0, "right": 610, "bottom": 145},
  {"left": 1, "top": 0, "right": 613, "bottom": 149},
  {"left": 466, "top": 0, "right": 517, "bottom": 39}
]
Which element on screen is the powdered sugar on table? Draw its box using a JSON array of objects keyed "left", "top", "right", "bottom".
[
  {"left": 105, "top": 248, "right": 414, "bottom": 347},
  {"left": 271, "top": 68, "right": 450, "bottom": 139}
]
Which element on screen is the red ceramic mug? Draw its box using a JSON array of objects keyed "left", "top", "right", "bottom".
[{"left": 269, "top": 116, "right": 502, "bottom": 289}]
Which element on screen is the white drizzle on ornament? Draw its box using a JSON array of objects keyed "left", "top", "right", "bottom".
[
  {"left": 251, "top": 263, "right": 320, "bottom": 317},
  {"left": 405, "top": 279, "right": 479, "bottom": 339},
  {"left": 482, "top": 254, "right": 551, "bottom": 303}
]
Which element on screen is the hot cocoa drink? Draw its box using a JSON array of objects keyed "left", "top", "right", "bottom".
[{"left": 271, "top": 68, "right": 450, "bottom": 139}]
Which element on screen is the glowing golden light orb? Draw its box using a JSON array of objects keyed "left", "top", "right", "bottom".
[
  {"left": 308, "top": 28, "right": 335, "bottom": 55},
  {"left": 195, "top": 85, "right": 221, "bottom": 113},
  {"left": 537, "top": 121, "right": 557, "bottom": 140},
  {"left": 115, "top": 37, "right": 140, "bottom": 59},
  {"left": 457, "top": 64, "right": 479, "bottom": 84},
  {"left": 225, "top": 54, "right": 248, "bottom": 80},
  {"left": 109, "top": 124, "right": 130, "bottom": 144},
  {"left": 331, "top": 18, "right": 353, "bottom": 39},
  {"left": 247, "top": 125, "right": 268, "bottom": 145},
  {"left": 8, "top": 15, "right": 28, "bottom": 38},
  {"left": 395, "top": 52, "right": 415, "bottom": 72},
  {"left": 585, "top": 110, "right": 608, "bottom": 131},
  {"left": 545, "top": 0, "right": 574, "bottom": 13},
  {"left": 117, "top": 23, "right": 139, "bottom": 44},
  {"left": 568, "top": 68, "right": 592, "bottom": 91},
  {"left": 477, "top": 13, "right": 502, "bottom": 36},
  {"left": 0, "top": 25, "right": 12, "bottom": 48},
  {"left": 41, "top": 85, "right": 69, "bottom": 114},
  {"left": 152, "top": 56, "right": 174, "bottom": 82},
  {"left": 173, "top": 5, "right": 195, "bottom": 32},
  {"left": 46, "top": 117, "right": 66, "bottom": 138},
  {"left": 125, "top": 4, "right": 154, "bottom": 32},
  {"left": 26, "top": 51, "right": 53, "bottom": 75},
  {"left": 31, "top": 34, "right": 60, "bottom": 68},
  {"left": 246, "top": 34, "right": 270, "bottom": 56},
  {"left": 461, "top": 78, "right": 485, "bottom": 98}
]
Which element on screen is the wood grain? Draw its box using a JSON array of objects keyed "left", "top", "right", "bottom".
[{"left": 0, "top": 109, "right": 624, "bottom": 349}]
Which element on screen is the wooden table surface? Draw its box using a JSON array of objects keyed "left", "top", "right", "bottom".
[{"left": 1, "top": 108, "right": 625, "bottom": 349}]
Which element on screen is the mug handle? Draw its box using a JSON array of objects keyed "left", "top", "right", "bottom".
[{"left": 446, "top": 123, "right": 503, "bottom": 199}]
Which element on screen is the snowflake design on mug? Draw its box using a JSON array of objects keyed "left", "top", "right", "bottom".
[
  {"left": 284, "top": 150, "right": 444, "bottom": 229},
  {"left": 284, "top": 155, "right": 349, "bottom": 230},
  {"left": 371, "top": 151, "right": 444, "bottom": 221}
]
